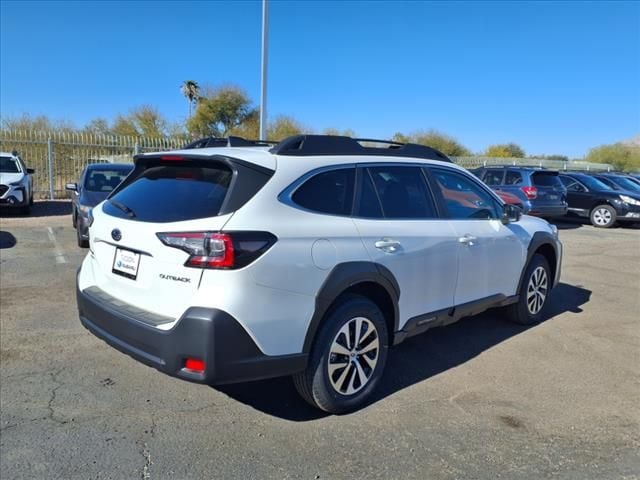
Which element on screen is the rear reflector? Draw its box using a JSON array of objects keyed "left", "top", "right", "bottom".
[{"left": 184, "top": 358, "right": 205, "bottom": 373}]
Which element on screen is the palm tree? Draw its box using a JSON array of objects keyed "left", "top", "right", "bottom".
[{"left": 180, "top": 80, "right": 200, "bottom": 118}]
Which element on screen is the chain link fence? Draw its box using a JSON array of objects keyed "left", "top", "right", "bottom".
[{"left": 0, "top": 129, "right": 613, "bottom": 199}]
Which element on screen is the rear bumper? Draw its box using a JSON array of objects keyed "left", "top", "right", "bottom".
[
  {"left": 529, "top": 204, "right": 568, "bottom": 218},
  {"left": 76, "top": 278, "right": 307, "bottom": 385}
]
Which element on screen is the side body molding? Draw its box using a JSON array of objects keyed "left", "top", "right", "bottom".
[{"left": 302, "top": 262, "right": 400, "bottom": 353}]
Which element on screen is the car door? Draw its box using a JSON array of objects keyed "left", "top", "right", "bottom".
[
  {"left": 426, "top": 166, "right": 526, "bottom": 305},
  {"left": 352, "top": 165, "right": 458, "bottom": 326},
  {"left": 559, "top": 176, "right": 590, "bottom": 216}
]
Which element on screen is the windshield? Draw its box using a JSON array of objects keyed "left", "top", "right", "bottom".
[
  {"left": 578, "top": 175, "right": 613, "bottom": 191},
  {"left": 0, "top": 156, "right": 21, "bottom": 173},
  {"left": 610, "top": 176, "right": 640, "bottom": 192},
  {"left": 84, "top": 167, "right": 132, "bottom": 192}
]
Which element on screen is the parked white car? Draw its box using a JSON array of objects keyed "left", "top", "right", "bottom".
[
  {"left": 76, "top": 135, "right": 562, "bottom": 413},
  {"left": 0, "top": 151, "right": 35, "bottom": 214}
]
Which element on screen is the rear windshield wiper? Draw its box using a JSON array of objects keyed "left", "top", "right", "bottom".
[{"left": 108, "top": 199, "right": 136, "bottom": 218}]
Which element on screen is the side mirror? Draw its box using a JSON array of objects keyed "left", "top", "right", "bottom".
[
  {"left": 65, "top": 183, "right": 78, "bottom": 192},
  {"left": 501, "top": 204, "right": 522, "bottom": 224},
  {"left": 27, "top": 168, "right": 35, "bottom": 174}
]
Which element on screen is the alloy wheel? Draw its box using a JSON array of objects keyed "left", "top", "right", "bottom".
[
  {"left": 327, "top": 317, "right": 379, "bottom": 395},
  {"left": 526, "top": 266, "right": 548, "bottom": 315}
]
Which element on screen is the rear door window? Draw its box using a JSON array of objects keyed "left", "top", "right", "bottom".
[
  {"left": 532, "top": 172, "right": 563, "bottom": 188},
  {"left": 103, "top": 163, "right": 233, "bottom": 222},
  {"left": 505, "top": 170, "right": 523, "bottom": 185},
  {"left": 483, "top": 170, "right": 505, "bottom": 186},
  {"left": 292, "top": 168, "right": 355, "bottom": 216}
]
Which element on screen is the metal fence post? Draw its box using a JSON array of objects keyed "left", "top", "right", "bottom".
[
  {"left": 134, "top": 141, "right": 140, "bottom": 156},
  {"left": 47, "top": 136, "right": 55, "bottom": 200}
]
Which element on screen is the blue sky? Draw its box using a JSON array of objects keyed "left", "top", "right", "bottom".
[{"left": 1, "top": 0, "right": 638, "bottom": 157}]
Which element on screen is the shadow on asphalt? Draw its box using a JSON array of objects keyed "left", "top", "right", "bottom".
[
  {"left": 215, "top": 282, "right": 591, "bottom": 421},
  {"left": 0, "top": 231, "right": 17, "bottom": 248},
  {"left": 0, "top": 200, "right": 71, "bottom": 218}
]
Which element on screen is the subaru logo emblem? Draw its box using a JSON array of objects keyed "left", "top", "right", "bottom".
[{"left": 111, "top": 229, "right": 122, "bottom": 242}]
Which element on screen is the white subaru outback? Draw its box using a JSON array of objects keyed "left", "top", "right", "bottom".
[{"left": 76, "top": 135, "right": 562, "bottom": 413}]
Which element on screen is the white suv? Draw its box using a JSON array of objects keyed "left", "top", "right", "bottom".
[
  {"left": 0, "top": 151, "right": 35, "bottom": 214},
  {"left": 76, "top": 135, "right": 562, "bottom": 413}
]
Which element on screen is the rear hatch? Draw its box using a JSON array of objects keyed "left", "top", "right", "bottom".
[
  {"left": 87, "top": 154, "right": 272, "bottom": 319},
  {"left": 531, "top": 171, "right": 566, "bottom": 206}
]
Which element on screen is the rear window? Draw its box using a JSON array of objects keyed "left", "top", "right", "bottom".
[
  {"left": 103, "top": 164, "right": 233, "bottom": 222},
  {"left": 532, "top": 172, "right": 563, "bottom": 187}
]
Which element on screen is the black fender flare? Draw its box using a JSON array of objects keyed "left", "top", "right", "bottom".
[
  {"left": 517, "top": 231, "right": 559, "bottom": 293},
  {"left": 302, "top": 261, "right": 400, "bottom": 353}
]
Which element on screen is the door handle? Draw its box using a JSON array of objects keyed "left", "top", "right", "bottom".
[
  {"left": 375, "top": 238, "right": 401, "bottom": 253},
  {"left": 458, "top": 234, "right": 477, "bottom": 246}
]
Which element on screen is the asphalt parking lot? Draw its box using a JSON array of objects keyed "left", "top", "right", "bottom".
[{"left": 1, "top": 202, "right": 639, "bottom": 480}]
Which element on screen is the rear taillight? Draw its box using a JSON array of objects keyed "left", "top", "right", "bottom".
[
  {"left": 156, "top": 231, "right": 276, "bottom": 269},
  {"left": 521, "top": 186, "right": 538, "bottom": 199}
]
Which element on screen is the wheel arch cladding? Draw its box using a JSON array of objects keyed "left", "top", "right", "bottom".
[
  {"left": 302, "top": 262, "right": 400, "bottom": 353},
  {"left": 518, "top": 232, "right": 557, "bottom": 292}
]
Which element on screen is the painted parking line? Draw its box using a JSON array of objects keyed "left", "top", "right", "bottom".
[{"left": 47, "top": 227, "right": 68, "bottom": 264}]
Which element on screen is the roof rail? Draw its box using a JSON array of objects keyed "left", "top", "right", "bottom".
[
  {"left": 270, "top": 135, "right": 451, "bottom": 162},
  {"left": 183, "top": 136, "right": 278, "bottom": 149}
]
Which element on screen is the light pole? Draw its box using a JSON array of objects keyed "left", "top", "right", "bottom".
[{"left": 259, "top": 0, "right": 269, "bottom": 141}]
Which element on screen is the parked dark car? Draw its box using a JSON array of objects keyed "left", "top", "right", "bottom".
[
  {"left": 558, "top": 173, "right": 640, "bottom": 228},
  {"left": 472, "top": 166, "right": 567, "bottom": 218},
  {"left": 66, "top": 163, "right": 133, "bottom": 247},
  {"left": 594, "top": 173, "right": 640, "bottom": 193}
]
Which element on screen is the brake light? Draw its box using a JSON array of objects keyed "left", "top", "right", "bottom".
[
  {"left": 160, "top": 155, "right": 186, "bottom": 161},
  {"left": 156, "top": 231, "right": 277, "bottom": 269},
  {"left": 521, "top": 186, "right": 538, "bottom": 199}
]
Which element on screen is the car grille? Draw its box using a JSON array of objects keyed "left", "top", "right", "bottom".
[{"left": 0, "top": 185, "right": 8, "bottom": 196}]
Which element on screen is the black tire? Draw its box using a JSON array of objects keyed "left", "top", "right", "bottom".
[
  {"left": 505, "top": 254, "right": 551, "bottom": 325},
  {"left": 293, "top": 294, "right": 389, "bottom": 414},
  {"left": 29, "top": 193, "right": 34, "bottom": 206},
  {"left": 20, "top": 204, "right": 30, "bottom": 215},
  {"left": 77, "top": 225, "right": 89, "bottom": 248},
  {"left": 590, "top": 204, "right": 617, "bottom": 228}
]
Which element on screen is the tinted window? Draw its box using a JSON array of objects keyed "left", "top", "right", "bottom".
[
  {"left": 610, "top": 176, "right": 640, "bottom": 192},
  {"left": 560, "top": 177, "right": 585, "bottom": 192},
  {"left": 356, "top": 170, "right": 384, "bottom": 218},
  {"left": 431, "top": 168, "right": 499, "bottom": 220},
  {"left": 576, "top": 175, "right": 612, "bottom": 191},
  {"left": 532, "top": 172, "right": 563, "bottom": 188},
  {"left": 103, "top": 164, "right": 232, "bottom": 222},
  {"left": 505, "top": 170, "right": 523, "bottom": 185},
  {"left": 85, "top": 167, "right": 133, "bottom": 192},
  {"left": 292, "top": 168, "right": 355, "bottom": 216},
  {"left": 0, "top": 156, "right": 21, "bottom": 173},
  {"left": 367, "top": 166, "right": 436, "bottom": 219},
  {"left": 484, "top": 170, "right": 504, "bottom": 186}
]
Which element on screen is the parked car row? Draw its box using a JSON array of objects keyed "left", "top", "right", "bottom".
[{"left": 471, "top": 166, "right": 640, "bottom": 228}]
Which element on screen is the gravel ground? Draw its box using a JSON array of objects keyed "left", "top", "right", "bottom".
[{"left": 1, "top": 205, "right": 639, "bottom": 479}]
